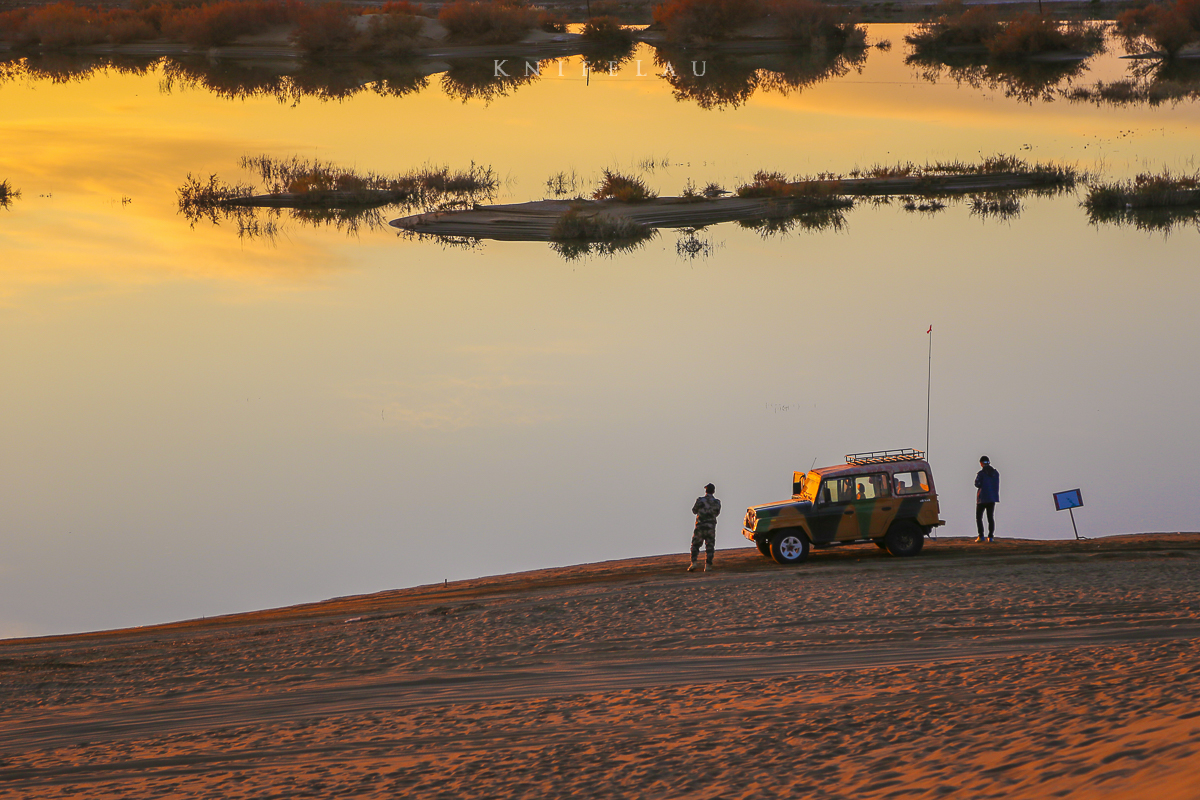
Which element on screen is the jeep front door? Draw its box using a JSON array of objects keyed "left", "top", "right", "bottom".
[{"left": 811, "top": 476, "right": 853, "bottom": 543}]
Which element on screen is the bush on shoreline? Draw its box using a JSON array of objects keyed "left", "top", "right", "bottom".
[
  {"left": 0, "top": 0, "right": 434, "bottom": 54},
  {"left": 593, "top": 170, "right": 656, "bottom": 203},
  {"left": 437, "top": 0, "right": 536, "bottom": 44},
  {"left": 580, "top": 15, "right": 632, "bottom": 46},
  {"left": 652, "top": 0, "right": 865, "bottom": 49},
  {"left": 1116, "top": 0, "right": 1200, "bottom": 59}
]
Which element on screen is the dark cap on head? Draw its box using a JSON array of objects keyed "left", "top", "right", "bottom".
[
  {"left": 980, "top": 456, "right": 990, "bottom": 465},
  {"left": 704, "top": 483, "right": 716, "bottom": 494}
]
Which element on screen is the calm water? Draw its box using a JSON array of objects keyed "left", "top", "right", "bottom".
[{"left": 2, "top": 25, "right": 1199, "bottom": 637}]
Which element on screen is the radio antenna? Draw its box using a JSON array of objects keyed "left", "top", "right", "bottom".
[{"left": 925, "top": 324, "right": 933, "bottom": 457}]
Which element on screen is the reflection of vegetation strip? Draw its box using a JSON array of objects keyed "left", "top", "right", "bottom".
[
  {"left": 1084, "top": 172, "right": 1200, "bottom": 232},
  {"left": 550, "top": 206, "right": 653, "bottom": 242},
  {"left": 1064, "top": 79, "right": 1200, "bottom": 107},
  {"left": 391, "top": 194, "right": 854, "bottom": 241}
]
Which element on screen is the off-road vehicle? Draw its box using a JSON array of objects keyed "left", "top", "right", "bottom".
[{"left": 743, "top": 449, "right": 945, "bottom": 564}]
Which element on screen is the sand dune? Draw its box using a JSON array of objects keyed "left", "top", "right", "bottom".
[{"left": 2, "top": 534, "right": 1199, "bottom": 798}]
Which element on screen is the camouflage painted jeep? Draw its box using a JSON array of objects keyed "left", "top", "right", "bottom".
[{"left": 743, "top": 449, "right": 945, "bottom": 565}]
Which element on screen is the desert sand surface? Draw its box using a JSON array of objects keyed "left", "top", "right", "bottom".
[{"left": 2, "top": 533, "right": 1199, "bottom": 799}]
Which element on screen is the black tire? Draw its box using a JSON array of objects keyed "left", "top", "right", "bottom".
[
  {"left": 755, "top": 537, "right": 772, "bottom": 558},
  {"left": 770, "top": 529, "right": 810, "bottom": 565},
  {"left": 874, "top": 539, "right": 888, "bottom": 551},
  {"left": 884, "top": 522, "right": 925, "bottom": 557}
]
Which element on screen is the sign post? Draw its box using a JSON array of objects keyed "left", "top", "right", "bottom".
[{"left": 1053, "top": 489, "right": 1084, "bottom": 540}]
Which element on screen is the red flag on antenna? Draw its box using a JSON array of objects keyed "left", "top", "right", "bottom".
[{"left": 927, "top": 325, "right": 932, "bottom": 334}]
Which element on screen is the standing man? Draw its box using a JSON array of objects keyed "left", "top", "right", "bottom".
[
  {"left": 975, "top": 456, "right": 1000, "bottom": 542},
  {"left": 689, "top": 483, "right": 721, "bottom": 572}
]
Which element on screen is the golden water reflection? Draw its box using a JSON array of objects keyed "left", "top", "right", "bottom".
[{"left": 2, "top": 24, "right": 1200, "bottom": 635}]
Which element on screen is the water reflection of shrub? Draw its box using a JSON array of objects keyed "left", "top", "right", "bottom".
[
  {"left": 581, "top": 16, "right": 634, "bottom": 47},
  {"left": 547, "top": 205, "right": 658, "bottom": 260},
  {"left": 582, "top": 39, "right": 637, "bottom": 73},
  {"left": 654, "top": 46, "right": 865, "bottom": 109},
  {"left": 1064, "top": 59, "right": 1200, "bottom": 106},
  {"left": 160, "top": 57, "right": 428, "bottom": 103},
  {"left": 906, "top": 50, "right": 1089, "bottom": 103},
  {"left": 441, "top": 58, "right": 538, "bottom": 104},
  {"left": 737, "top": 206, "right": 848, "bottom": 236},
  {"left": 0, "top": 53, "right": 158, "bottom": 86},
  {"left": 0, "top": 179, "right": 20, "bottom": 209}
]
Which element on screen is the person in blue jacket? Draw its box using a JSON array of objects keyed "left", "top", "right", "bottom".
[{"left": 975, "top": 456, "right": 1001, "bottom": 542}]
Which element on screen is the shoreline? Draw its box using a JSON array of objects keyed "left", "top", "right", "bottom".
[
  {"left": 2, "top": 529, "right": 1198, "bottom": 798},
  {"left": 5, "top": 530, "right": 1197, "bottom": 647}
]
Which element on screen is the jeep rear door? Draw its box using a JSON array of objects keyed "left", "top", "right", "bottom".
[{"left": 846, "top": 472, "right": 900, "bottom": 539}]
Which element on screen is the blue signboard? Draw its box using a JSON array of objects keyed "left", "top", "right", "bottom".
[{"left": 1053, "top": 489, "right": 1083, "bottom": 511}]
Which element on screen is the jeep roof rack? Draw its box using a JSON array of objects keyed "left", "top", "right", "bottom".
[{"left": 845, "top": 448, "right": 926, "bottom": 465}]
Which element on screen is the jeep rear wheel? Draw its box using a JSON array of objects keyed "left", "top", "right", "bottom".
[
  {"left": 884, "top": 523, "right": 925, "bottom": 557},
  {"left": 770, "top": 529, "right": 810, "bottom": 565},
  {"left": 755, "top": 537, "right": 772, "bottom": 559}
]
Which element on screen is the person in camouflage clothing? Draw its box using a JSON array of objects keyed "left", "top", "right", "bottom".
[{"left": 688, "top": 483, "right": 721, "bottom": 572}]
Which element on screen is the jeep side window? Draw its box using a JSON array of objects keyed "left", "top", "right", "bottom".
[
  {"left": 854, "top": 473, "right": 890, "bottom": 500},
  {"left": 893, "top": 470, "right": 930, "bottom": 495},
  {"left": 819, "top": 478, "right": 851, "bottom": 504}
]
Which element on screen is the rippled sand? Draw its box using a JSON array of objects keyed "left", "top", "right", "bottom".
[{"left": 2, "top": 533, "right": 1199, "bottom": 799}]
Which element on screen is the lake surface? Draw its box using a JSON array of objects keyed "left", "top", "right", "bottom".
[{"left": 2, "top": 24, "right": 1199, "bottom": 637}]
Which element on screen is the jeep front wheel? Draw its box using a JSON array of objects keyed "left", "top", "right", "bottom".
[
  {"left": 770, "top": 529, "right": 810, "bottom": 565},
  {"left": 884, "top": 523, "right": 925, "bottom": 557}
]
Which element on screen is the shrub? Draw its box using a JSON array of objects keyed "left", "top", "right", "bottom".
[
  {"left": 652, "top": 0, "right": 763, "bottom": 42},
  {"left": 1145, "top": 7, "right": 1197, "bottom": 57},
  {"left": 581, "top": 15, "right": 632, "bottom": 45},
  {"left": 438, "top": 0, "right": 536, "bottom": 44},
  {"left": 737, "top": 170, "right": 841, "bottom": 198},
  {"left": 162, "top": 0, "right": 296, "bottom": 48},
  {"left": 379, "top": 0, "right": 422, "bottom": 14},
  {"left": 104, "top": 10, "right": 159, "bottom": 44},
  {"left": 1180, "top": 0, "right": 1200, "bottom": 30},
  {"left": 356, "top": 10, "right": 424, "bottom": 55},
  {"left": 8, "top": 3, "right": 106, "bottom": 48},
  {"left": 550, "top": 206, "right": 651, "bottom": 241},
  {"left": 593, "top": 169, "right": 656, "bottom": 202},
  {"left": 1118, "top": 2, "right": 1199, "bottom": 58},
  {"left": 987, "top": 14, "right": 1099, "bottom": 59},
  {"left": 1084, "top": 171, "right": 1200, "bottom": 211},
  {"left": 537, "top": 8, "right": 568, "bottom": 32},
  {"left": 906, "top": 3, "right": 1000, "bottom": 51},
  {"left": 766, "top": 0, "right": 863, "bottom": 49},
  {"left": 293, "top": 3, "right": 354, "bottom": 53}
]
